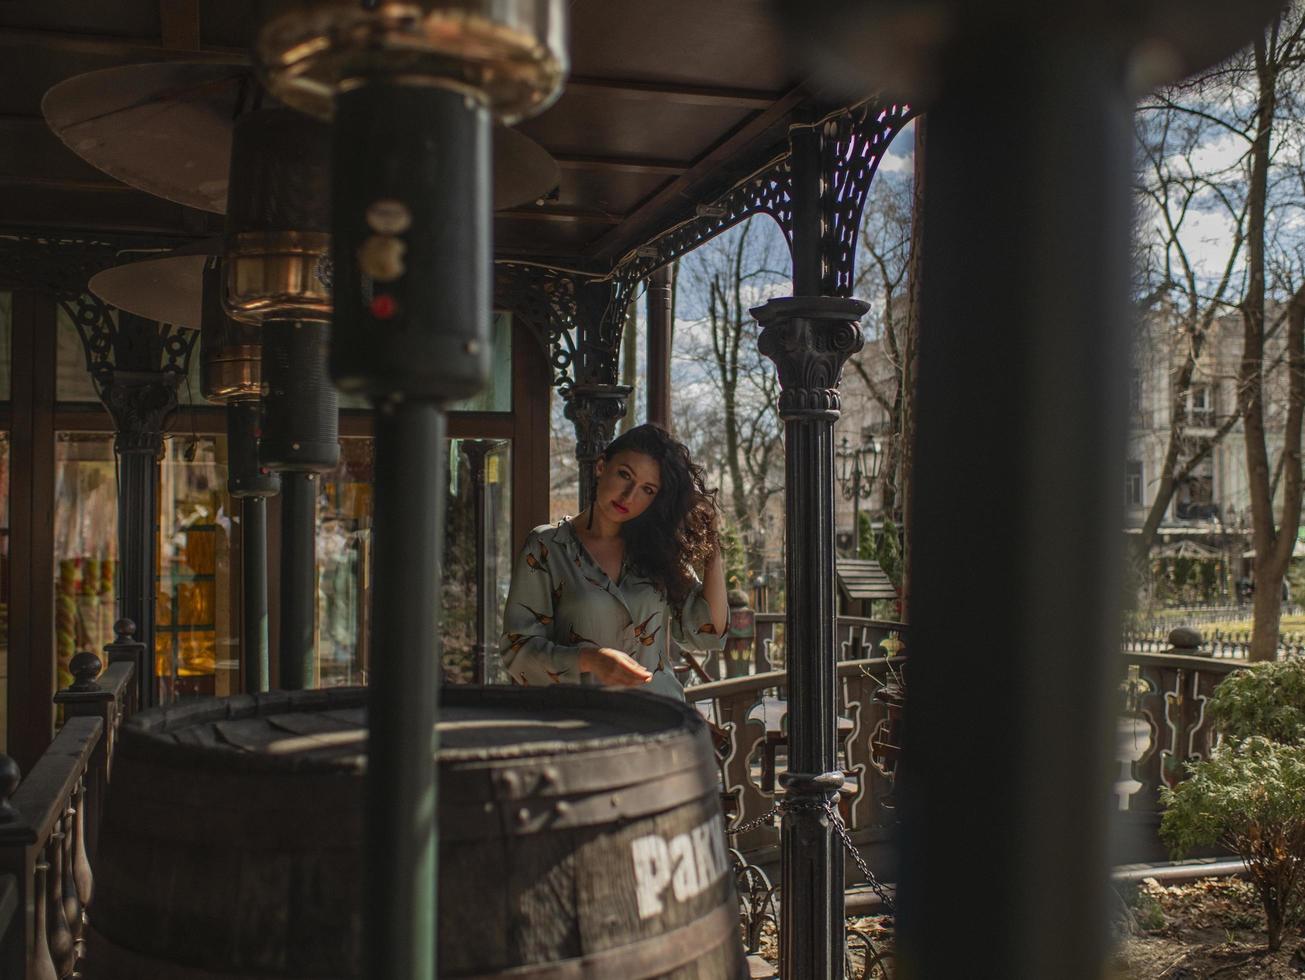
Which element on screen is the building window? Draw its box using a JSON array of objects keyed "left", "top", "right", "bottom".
[
  {"left": 1128, "top": 368, "right": 1142, "bottom": 420},
  {"left": 1189, "top": 384, "right": 1214, "bottom": 427},
  {"left": 1125, "top": 460, "right": 1144, "bottom": 508},
  {"left": 1176, "top": 437, "right": 1216, "bottom": 520}
]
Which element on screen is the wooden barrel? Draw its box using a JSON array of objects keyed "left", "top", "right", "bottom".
[{"left": 88, "top": 686, "right": 745, "bottom": 979}]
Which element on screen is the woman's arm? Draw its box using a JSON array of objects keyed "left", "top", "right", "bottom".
[
  {"left": 701, "top": 542, "right": 728, "bottom": 637},
  {"left": 499, "top": 531, "right": 583, "bottom": 684}
]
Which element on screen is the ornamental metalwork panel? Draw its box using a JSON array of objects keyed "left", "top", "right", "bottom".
[{"left": 815, "top": 101, "right": 915, "bottom": 298}]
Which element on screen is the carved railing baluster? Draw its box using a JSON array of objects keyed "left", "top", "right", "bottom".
[
  {"left": 60, "top": 807, "right": 83, "bottom": 947},
  {"left": 46, "top": 829, "right": 75, "bottom": 977},
  {"left": 31, "top": 861, "right": 58, "bottom": 980},
  {"left": 71, "top": 782, "right": 92, "bottom": 909}
]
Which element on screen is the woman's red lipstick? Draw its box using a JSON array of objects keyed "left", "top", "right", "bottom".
[{"left": 611, "top": 500, "right": 629, "bottom": 514}]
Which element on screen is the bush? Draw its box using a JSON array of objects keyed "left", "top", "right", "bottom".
[
  {"left": 1208, "top": 657, "right": 1305, "bottom": 744},
  {"left": 1160, "top": 737, "right": 1305, "bottom": 950}
]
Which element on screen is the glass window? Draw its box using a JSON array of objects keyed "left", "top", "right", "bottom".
[
  {"left": 53, "top": 434, "right": 118, "bottom": 690},
  {"left": 156, "top": 436, "right": 236, "bottom": 701},
  {"left": 443, "top": 439, "right": 512, "bottom": 683},
  {"left": 57, "top": 301, "right": 204, "bottom": 404},
  {"left": 54, "top": 433, "right": 236, "bottom": 703},
  {"left": 313, "top": 436, "right": 512, "bottom": 686},
  {"left": 1125, "top": 460, "right": 1143, "bottom": 508},
  {"left": 318, "top": 438, "right": 374, "bottom": 686}
]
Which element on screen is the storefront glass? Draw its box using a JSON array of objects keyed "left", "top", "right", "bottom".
[
  {"left": 52, "top": 433, "right": 118, "bottom": 690},
  {"left": 156, "top": 436, "right": 236, "bottom": 701},
  {"left": 314, "top": 437, "right": 512, "bottom": 685}
]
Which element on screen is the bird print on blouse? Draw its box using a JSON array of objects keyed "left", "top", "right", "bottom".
[
  {"left": 499, "top": 519, "right": 724, "bottom": 700},
  {"left": 519, "top": 602, "right": 553, "bottom": 626}
]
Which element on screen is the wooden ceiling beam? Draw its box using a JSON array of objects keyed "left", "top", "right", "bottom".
[
  {"left": 500, "top": 206, "right": 623, "bottom": 225},
  {"left": 588, "top": 86, "right": 807, "bottom": 265},
  {"left": 0, "top": 27, "right": 243, "bottom": 63},
  {"left": 553, "top": 153, "right": 689, "bottom": 177},
  {"left": 565, "top": 76, "right": 786, "bottom": 110}
]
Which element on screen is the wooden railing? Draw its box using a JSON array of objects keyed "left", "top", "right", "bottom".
[
  {"left": 1116, "top": 650, "right": 1241, "bottom": 814},
  {"left": 0, "top": 630, "right": 137, "bottom": 980},
  {"left": 688, "top": 644, "right": 1247, "bottom": 871},
  {"left": 687, "top": 655, "right": 904, "bottom": 860}
]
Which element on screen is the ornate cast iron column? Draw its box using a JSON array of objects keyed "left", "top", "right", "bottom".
[
  {"left": 496, "top": 265, "right": 640, "bottom": 512},
  {"left": 754, "top": 105, "right": 901, "bottom": 980},
  {"left": 65, "top": 298, "right": 196, "bottom": 709},
  {"left": 564, "top": 383, "right": 632, "bottom": 510}
]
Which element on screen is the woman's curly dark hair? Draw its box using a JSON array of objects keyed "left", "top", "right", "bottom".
[{"left": 600, "top": 423, "right": 718, "bottom": 610}]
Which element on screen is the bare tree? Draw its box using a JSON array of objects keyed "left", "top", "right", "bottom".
[
  {"left": 1132, "top": 87, "right": 1248, "bottom": 561},
  {"left": 1134, "top": 5, "right": 1305, "bottom": 659},
  {"left": 845, "top": 120, "right": 922, "bottom": 618},
  {"left": 676, "top": 217, "right": 789, "bottom": 573}
]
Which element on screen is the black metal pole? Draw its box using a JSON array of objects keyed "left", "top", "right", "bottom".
[
  {"left": 115, "top": 444, "right": 159, "bottom": 708},
  {"left": 896, "top": 40, "right": 1128, "bottom": 978},
  {"left": 241, "top": 496, "right": 270, "bottom": 693},
  {"left": 369, "top": 401, "right": 445, "bottom": 971},
  {"left": 647, "top": 265, "right": 673, "bottom": 429},
  {"left": 226, "top": 398, "right": 278, "bottom": 694},
  {"left": 330, "top": 80, "right": 491, "bottom": 980},
  {"left": 278, "top": 470, "right": 317, "bottom": 690}
]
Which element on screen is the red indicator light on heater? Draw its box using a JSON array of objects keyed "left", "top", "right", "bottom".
[{"left": 370, "top": 294, "right": 398, "bottom": 319}]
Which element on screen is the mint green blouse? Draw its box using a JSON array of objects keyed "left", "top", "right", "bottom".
[{"left": 499, "top": 519, "right": 725, "bottom": 701}]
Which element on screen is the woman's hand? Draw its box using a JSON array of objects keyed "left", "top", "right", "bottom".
[{"left": 579, "top": 647, "right": 652, "bottom": 687}]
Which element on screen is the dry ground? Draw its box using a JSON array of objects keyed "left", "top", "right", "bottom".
[
  {"left": 1110, "top": 877, "right": 1305, "bottom": 979},
  {"left": 747, "top": 878, "right": 1305, "bottom": 979}
]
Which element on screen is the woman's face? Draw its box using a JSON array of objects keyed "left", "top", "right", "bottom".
[{"left": 594, "top": 450, "right": 661, "bottom": 524}]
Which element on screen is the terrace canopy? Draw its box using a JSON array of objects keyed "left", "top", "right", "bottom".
[{"left": 0, "top": 2, "right": 1286, "bottom": 980}]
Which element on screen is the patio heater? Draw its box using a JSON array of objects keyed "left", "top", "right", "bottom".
[
  {"left": 223, "top": 107, "right": 338, "bottom": 693},
  {"left": 257, "top": 2, "right": 567, "bottom": 976},
  {"left": 771, "top": 1, "right": 1287, "bottom": 977},
  {"left": 200, "top": 257, "right": 282, "bottom": 693}
]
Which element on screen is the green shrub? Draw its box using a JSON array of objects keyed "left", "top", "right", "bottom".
[
  {"left": 1160, "top": 737, "right": 1305, "bottom": 950},
  {"left": 1208, "top": 658, "right": 1305, "bottom": 744}
]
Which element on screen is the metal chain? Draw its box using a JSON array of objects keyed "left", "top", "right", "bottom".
[{"left": 727, "top": 798, "right": 896, "bottom": 914}]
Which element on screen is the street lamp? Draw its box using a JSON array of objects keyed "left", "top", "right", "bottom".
[{"left": 836, "top": 433, "right": 882, "bottom": 557}]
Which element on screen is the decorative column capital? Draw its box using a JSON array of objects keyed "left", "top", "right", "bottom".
[
  {"left": 564, "top": 383, "right": 633, "bottom": 459},
  {"left": 753, "top": 296, "right": 868, "bottom": 420},
  {"left": 101, "top": 369, "right": 183, "bottom": 457},
  {"left": 563, "top": 383, "right": 633, "bottom": 508}
]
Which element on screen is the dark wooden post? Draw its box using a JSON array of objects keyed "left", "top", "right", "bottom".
[
  {"left": 647, "top": 264, "right": 674, "bottom": 428},
  {"left": 767, "top": 4, "right": 1283, "bottom": 975},
  {"left": 563, "top": 383, "right": 632, "bottom": 511}
]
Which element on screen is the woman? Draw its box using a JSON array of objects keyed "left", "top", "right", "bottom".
[{"left": 499, "top": 423, "right": 727, "bottom": 700}]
